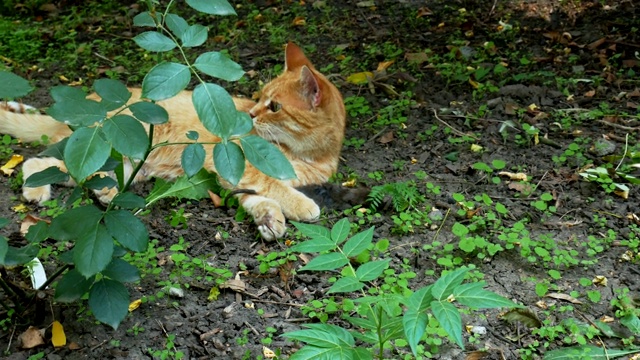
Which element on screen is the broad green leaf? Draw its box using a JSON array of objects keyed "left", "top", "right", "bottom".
[
  {"left": 240, "top": 135, "right": 296, "bottom": 180},
  {"left": 454, "top": 282, "right": 521, "bottom": 309},
  {"left": 129, "top": 101, "right": 169, "bottom": 124},
  {"left": 282, "top": 329, "right": 345, "bottom": 348},
  {"left": 3, "top": 245, "right": 38, "bottom": 266},
  {"left": 24, "top": 166, "right": 69, "bottom": 187},
  {"left": 213, "top": 142, "right": 244, "bottom": 186},
  {"left": 544, "top": 345, "right": 640, "bottom": 359},
  {"left": 231, "top": 112, "right": 253, "bottom": 137},
  {"left": 84, "top": 174, "right": 117, "bottom": 190},
  {"left": 0, "top": 236, "right": 7, "bottom": 264},
  {"left": 50, "top": 85, "right": 86, "bottom": 103},
  {"left": 0, "top": 218, "right": 8, "bottom": 229},
  {"left": 48, "top": 205, "right": 103, "bottom": 241},
  {"left": 74, "top": 224, "right": 114, "bottom": 277},
  {"left": 186, "top": 0, "right": 236, "bottom": 15},
  {"left": 94, "top": 79, "right": 131, "bottom": 111},
  {"left": 342, "top": 226, "right": 374, "bottom": 258},
  {"left": 352, "top": 348, "right": 374, "bottom": 360},
  {"left": 621, "top": 314, "right": 640, "bottom": 334},
  {"left": 186, "top": 130, "right": 199, "bottom": 140},
  {"left": 145, "top": 170, "right": 219, "bottom": 207},
  {"left": 431, "top": 267, "right": 469, "bottom": 300},
  {"left": 133, "top": 11, "right": 159, "bottom": 27},
  {"left": 142, "top": 62, "right": 190, "bottom": 101},
  {"left": 102, "top": 258, "right": 140, "bottom": 283},
  {"left": 289, "top": 238, "right": 337, "bottom": 253},
  {"left": 47, "top": 99, "right": 106, "bottom": 127},
  {"left": 289, "top": 346, "right": 348, "bottom": 360},
  {"left": 112, "top": 192, "right": 146, "bottom": 209},
  {"left": 104, "top": 210, "right": 148, "bottom": 252},
  {"left": 406, "top": 285, "right": 434, "bottom": 312},
  {"left": 291, "top": 221, "right": 331, "bottom": 242},
  {"left": 431, "top": 301, "right": 464, "bottom": 349},
  {"left": 133, "top": 31, "right": 176, "bottom": 52},
  {"left": 0, "top": 71, "right": 33, "bottom": 99},
  {"left": 355, "top": 259, "right": 390, "bottom": 282},
  {"left": 39, "top": 138, "right": 68, "bottom": 160},
  {"left": 25, "top": 221, "right": 48, "bottom": 244},
  {"left": 328, "top": 276, "right": 364, "bottom": 294},
  {"left": 330, "top": 218, "right": 350, "bottom": 244},
  {"left": 298, "top": 323, "right": 355, "bottom": 346},
  {"left": 345, "top": 315, "right": 376, "bottom": 331},
  {"left": 403, "top": 307, "right": 428, "bottom": 356},
  {"left": 64, "top": 127, "right": 111, "bottom": 181},
  {"left": 54, "top": 269, "right": 95, "bottom": 302},
  {"left": 299, "top": 252, "right": 349, "bottom": 272},
  {"left": 181, "top": 24, "right": 208, "bottom": 47},
  {"left": 102, "top": 115, "right": 149, "bottom": 159},
  {"left": 165, "top": 13, "right": 188, "bottom": 38},
  {"left": 182, "top": 143, "right": 205, "bottom": 178},
  {"left": 192, "top": 83, "right": 237, "bottom": 138},
  {"left": 88, "top": 278, "right": 129, "bottom": 330},
  {"left": 194, "top": 51, "right": 244, "bottom": 81}
]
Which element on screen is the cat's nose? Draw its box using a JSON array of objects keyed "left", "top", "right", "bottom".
[{"left": 249, "top": 109, "right": 256, "bottom": 119}]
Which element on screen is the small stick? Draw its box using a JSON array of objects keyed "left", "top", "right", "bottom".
[{"left": 431, "top": 109, "right": 479, "bottom": 140}]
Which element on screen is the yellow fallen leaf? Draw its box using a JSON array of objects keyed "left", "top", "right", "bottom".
[
  {"left": 376, "top": 60, "right": 394, "bottom": 72},
  {"left": 468, "top": 78, "right": 479, "bottom": 89},
  {"left": 346, "top": 71, "right": 374, "bottom": 85},
  {"left": 592, "top": 275, "right": 608, "bottom": 286},
  {"left": 470, "top": 144, "right": 483, "bottom": 152},
  {"left": 292, "top": 16, "right": 305, "bottom": 26},
  {"left": 12, "top": 204, "right": 29, "bottom": 213},
  {"left": 1, "top": 154, "right": 24, "bottom": 176},
  {"left": 263, "top": 346, "right": 276, "bottom": 358},
  {"left": 51, "top": 321, "right": 66, "bottom": 348},
  {"left": 208, "top": 286, "right": 220, "bottom": 301},
  {"left": 128, "top": 299, "right": 142, "bottom": 312},
  {"left": 498, "top": 171, "right": 528, "bottom": 181},
  {"left": 59, "top": 75, "right": 69, "bottom": 82},
  {"left": 341, "top": 179, "right": 357, "bottom": 188}
]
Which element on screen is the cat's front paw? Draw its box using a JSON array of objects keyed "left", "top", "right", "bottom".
[
  {"left": 251, "top": 199, "right": 287, "bottom": 241},
  {"left": 282, "top": 195, "right": 320, "bottom": 222},
  {"left": 23, "top": 185, "right": 52, "bottom": 205}
]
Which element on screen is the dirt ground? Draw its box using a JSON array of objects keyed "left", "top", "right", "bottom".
[{"left": 2, "top": 0, "right": 640, "bottom": 359}]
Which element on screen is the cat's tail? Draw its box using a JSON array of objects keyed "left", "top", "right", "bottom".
[{"left": 0, "top": 101, "right": 71, "bottom": 143}]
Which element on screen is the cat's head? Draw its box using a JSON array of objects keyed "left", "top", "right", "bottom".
[{"left": 249, "top": 43, "right": 346, "bottom": 165}]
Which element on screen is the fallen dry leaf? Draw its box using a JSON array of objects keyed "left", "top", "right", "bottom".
[
  {"left": 584, "top": 89, "right": 596, "bottom": 97},
  {"left": 498, "top": 171, "right": 528, "bottom": 181},
  {"left": 68, "top": 342, "right": 81, "bottom": 350},
  {"left": 20, "top": 214, "right": 48, "bottom": 235},
  {"left": 292, "top": 16, "right": 305, "bottom": 26},
  {"left": 128, "top": 299, "right": 142, "bottom": 312},
  {"left": 20, "top": 326, "right": 45, "bottom": 349},
  {"left": 263, "top": 346, "right": 276, "bottom": 358},
  {"left": 1, "top": 154, "right": 23, "bottom": 176},
  {"left": 378, "top": 131, "right": 394, "bottom": 144},
  {"left": 220, "top": 271, "right": 247, "bottom": 292},
  {"left": 51, "top": 321, "right": 66, "bottom": 348},
  {"left": 545, "top": 292, "right": 583, "bottom": 304},
  {"left": 342, "top": 179, "right": 357, "bottom": 187},
  {"left": 592, "top": 275, "right": 608, "bottom": 286},
  {"left": 376, "top": 60, "right": 394, "bottom": 72},
  {"left": 208, "top": 190, "right": 223, "bottom": 207},
  {"left": 346, "top": 71, "right": 374, "bottom": 85},
  {"left": 12, "top": 204, "right": 29, "bottom": 213}
]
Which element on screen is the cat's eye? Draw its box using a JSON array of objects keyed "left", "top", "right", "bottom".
[{"left": 267, "top": 100, "right": 282, "bottom": 113}]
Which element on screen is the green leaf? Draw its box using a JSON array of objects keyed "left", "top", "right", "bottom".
[
  {"left": 186, "top": 131, "right": 199, "bottom": 141},
  {"left": 3, "top": 245, "right": 38, "bottom": 266},
  {"left": 240, "top": 135, "right": 296, "bottom": 180},
  {"left": 133, "top": 31, "right": 176, "bottom": 52},
  {"left": 192, "top": 83, "right": 237, "bottom": 138},
  {"left": 291, "top": 221, "right": 332, "bottom": 242},
  {"left": 342, "top": 227, "right": 374, "bottom": 258},
  {"left": 102, "top": 258, "right": 140, "bottom": 283},
  {"left": 64, "top": 127, "right": 111, "bottom": 181},
  {"left": 50, "top": 85, "right": 86, "bottom": 103},
  {"left": 283, "top": 329, "right": 346, "bottom": 348},
  {"left": 182, "top": 143, "right": 206, "bottom": 178},
  {"left": 111, "top": 192, "right": 146, "bottom": 209},
  {"left": 102, "top": 115, "right": 149, "bottom": 159},
  {"left": 48, "top": 205, "right": 103, "bottom": 241},
  {"left": 355, "top": 259, "right": 390, "bottom": 282},
  {"left": 0, "top": 71, "right": 33, "bottom": 99},
  {"left": 47, "top": 99, "right": 107, "bottom": 127},
  {"left": 213, "top": 142, "right": 244, "bottom": 186},
  {"left": 129, "top": 101, "right": 169, "bottom": 124},
  {"left": 621, "top": 314, "right": 640, "bottom": 334},
  {"left": 146, "top": 169, "right": 219, "bottom": 206},
  {"left": 181, "top": 24, "right": 208, "bottom": 47},
  {"left": 0, "top": 218, "right": 8, "bottom": 229},
  {"left": 231, "top": 112, "right": 253, "bottom": 136},
  {"left": 431, "top": 300, "right": 464, "bottom": 349},
  {"left": 454, "top": 282, "right": 521, "bottom": 309},
  {"left": 330, "top": 218, "right": 350, "bottom": 244},
  {"left": 165, "top": 13, "right": 188, "bottom": 38},
  {"left": 431, "top": 267, "right": 469, "bottom": 300},
  {"left": 299, "top": 252, "right": 349, "bottom": 272},
  {"left": 25, "top": 221, "right": 48, "bottom": 244},
  {"left": 104, "top": 210, "right": 148, "bottom": 252},
  {"left": 133, "top": 11, "right": 159, "bottom": 27},
  {"left": 406, "top": 285, "right": 434, "bottom": 311},
  {"left": 88, "top": 278, "right": 129, "bottom": 330},
  {"left": 543, "top": 345, "right": 640, "bottom": 359},
  {"left": 403, "top": 307, "right": 428, "bottom": 356},
  {"left": 0, "top": 237, "right": 7, "bottom": 264},
  {"left": 142, "top": 62, "right": 190, "bottom": 101},
  {"left": 289, "top": 238, "right": 337, "bottom": 253},
  {"left": 186, "top": 0, "right": 236, "bottom": 15},
  {"left": 84, "top": 174, "right": 117, "bottom": 190},
  {"left": 287, "top": 323, "right": 355, "bottom": 347},
  {"left": 54, "top": 269, "right": 95, "bottom": 302},
  {"left": 328, "top": 276, "right": 364, "bottom": 294},
  {"left": 289, "top": 346, "right": 350, "bottom": 360},
  {"left": 194, "top": 51, "right": 244, "bottom": 81},
  {"left": 39, "top": 138, "right": 67, "bottom": 160},
  {"left": 74, "top": 224, "right": 114, "bottom": 277},
  {"left": 94, "top": 79, "right": 131, "bottom": 111},
  {"left": 24, "top": 166, "right": 69, "bottom": 187}
]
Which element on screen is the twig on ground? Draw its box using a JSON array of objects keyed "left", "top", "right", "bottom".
[{"left": 431, "top": 109, "right": 479, "bottom": 140}]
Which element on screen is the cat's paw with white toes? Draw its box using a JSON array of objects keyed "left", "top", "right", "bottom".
[
  {"left": 23, "top": 185, "right": 52, "bottom": 205},
  {"left": 282, "top": 196, "right": 320, "bottom": 222},
  {"left": 250, "top": 198, "right": 287, "bottom": 240}
]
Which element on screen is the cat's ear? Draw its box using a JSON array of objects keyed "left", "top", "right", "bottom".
[
  {"left": 300, "top": 65, "right": 321, "bottom": 108},
  {"left": 285, "top": 42, "right": 312, "bottom": 71}
]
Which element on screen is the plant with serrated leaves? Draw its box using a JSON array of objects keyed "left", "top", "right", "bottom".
[
  {"left": 282, "top": 219, "right": 521, "bottom": 359},
  {"left": 0, "top": 0, "right": 293, "bottom": 330},
  {"left": 367, "top": 180, "right": 425, "bottom": 212}
]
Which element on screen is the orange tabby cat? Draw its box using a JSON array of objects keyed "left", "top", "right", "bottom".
[{"left": 0, "top": 42, "right": 346, "bottom": 240}]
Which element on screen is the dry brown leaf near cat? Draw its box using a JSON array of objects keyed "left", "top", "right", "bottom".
[{"left": 0, "top": 42, "right": 346, "bottom": 240}]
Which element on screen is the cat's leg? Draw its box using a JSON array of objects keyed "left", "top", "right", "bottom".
[{"left": 239, "top": 195, "right": 287, "bottom": 240}]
